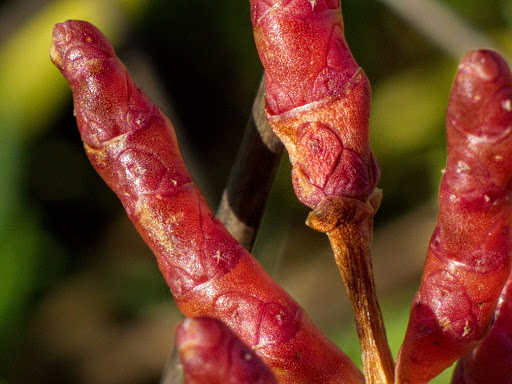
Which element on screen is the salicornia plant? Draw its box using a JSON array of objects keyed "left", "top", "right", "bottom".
[{"left": 49, "top": 1, "right": 512, "bottom": 383}]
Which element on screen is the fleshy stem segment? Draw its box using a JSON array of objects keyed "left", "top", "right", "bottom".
[
  {"left": 396, "top": 50, "right": 512, "bottom": 384},
  {"left": 450, "top": 272, "right": 512, "bottom": 384},
  {"left": 175, "top": 317, "right": 277, "bottom": 384},
  {"left": 249, "top": 1, "right": 393, "bottom": 383},
  {"left": 162, "top": 77, "right": 283, "bottom": 384},
  {"left": 50, "top": 20, "right": 365, "bottom": 384}
]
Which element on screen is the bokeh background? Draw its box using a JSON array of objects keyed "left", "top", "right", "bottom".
[{"left": 0, "top": 0, "right": 511, "bottom": 383}]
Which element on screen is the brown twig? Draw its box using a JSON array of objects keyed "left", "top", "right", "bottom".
[
  {"left": 216, "top": 77, "right": 284, "bottom": 251},
  {"left": 307, "top": 189, "right": 395, "bottom": 384},
  {"left": 160, "top": 76, "right": 283, "bottom": 384}
]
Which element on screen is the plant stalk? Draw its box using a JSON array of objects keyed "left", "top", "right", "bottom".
[
  {"left": 307, "top": 189, "right": 395, "bottom": 384},
  {"left": 216, "top": 77, "right": 284, "bottom": 251}
]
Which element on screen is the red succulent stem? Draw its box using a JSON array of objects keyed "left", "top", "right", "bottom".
[
  {"left": 251, "top": 0, "right": 359, "bottom": 114},
  {"left": 50, "top": 20, "right": 364, "bottom": 384},
  {"left": 162, "top": 77, "right": 282, "bottom": 384},
  {"left": 250, "top": 0, "right": 379, "bottom": 207},
  {"left": 396, "top": 49, "right": 512, "bottom": 384},
  {"left": 175, "top": 317, "right": 277, "bottom": 384},
  {"left": 450, "top": 272, "right": 512, "bottom": 384},
  {"left": 249, "top": 1, "right": 392, "bottom": 383}
]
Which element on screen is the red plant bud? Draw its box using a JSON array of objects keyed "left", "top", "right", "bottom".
[
  {"left": 50, "top": 20, "right": 364, "bottom": 384},
  {"left": 250, "top": 0, "right": 379, "bottom": 207},
  {"left": 396, "top": 49, "right": 512, "bottom": 384},
  {"left": 176, "top": 317, "right": 277, "bottom": 384}
]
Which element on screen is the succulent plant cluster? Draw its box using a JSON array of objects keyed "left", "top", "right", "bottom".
[{"left": 51, "top": 1, "right": 512, "bottom": 383}]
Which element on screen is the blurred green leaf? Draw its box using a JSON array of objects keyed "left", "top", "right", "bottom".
[
  {"left": 371, "top": 62, "right": 454, "bottom": 158},
  {"left": 0, "top": 212, "right": 42, "bottom": 346}
]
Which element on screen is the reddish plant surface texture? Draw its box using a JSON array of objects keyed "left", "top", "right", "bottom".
[
  {"left": 451, "top": 272, "right": 512, "bottom": 384},
  {"left": 50, "top": 1, "right": 512, "bottom": 383},
  {"left": 175, "top": 317, "right": 277, "bottom": 384},
  {"left": 251, "top": 0, "right": 379, "bottom": 208},
  {"left": 396, "top": 49, "right": 512, "bottom": 384},
  {"left": 50, "top": 19, "right": 363, "bottom": 384}
]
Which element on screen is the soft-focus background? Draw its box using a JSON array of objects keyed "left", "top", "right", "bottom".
[{"left": 0, "top": 0, "right": 511, "bottom": 383}]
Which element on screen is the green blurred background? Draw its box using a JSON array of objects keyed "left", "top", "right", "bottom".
[{"left": 0, "top": 0, "right": 511, "bottom": 383}]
